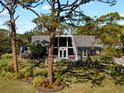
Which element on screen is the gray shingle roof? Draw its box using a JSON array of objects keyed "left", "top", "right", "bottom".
[
  {"left": 32, "top": 36, "right": 50, "bottom": 43},
  {"left": 32, "top": 35, "right": 95, "bottom": 47},
  {"left": 73, "top": 36, "right": 95, "bottom": 47}
]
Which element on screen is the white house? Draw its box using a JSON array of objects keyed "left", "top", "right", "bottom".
[{"left": 31, "top": 35, "right": 101, "bottom": 61}]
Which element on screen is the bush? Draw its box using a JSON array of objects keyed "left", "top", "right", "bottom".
[
  {"left": 1, "top": 53, "right": 13, "bottom": 59},
  {"left": 115, "top": 49, "right": 124, "bottom": 58},
  {"left": 14, "top": 72, "right": 23, "bottom": 79},
  {"left": 100, "top": 48, "right": 116, "bottom": 57},
  {"left": 33, "top": 70, "right": 47, "bottom": 77},
  {"left": 30, "top": 43, "right": 46, "bottom": 59},
  {"left": 56, "top": 59, "right": 72, "bottom": 66},
  {"left": 100, "top": 55, "right": 114, "bottom": 64},
  {"left": 19, "top": 66, "right": 33, "bottom": 79},
  {"left": 110, "top": 66, "right": 119, "bottom": 76},
  {"left": 0, "top": 62, "right": 13, "bottom": 73},
  {"left": 32, "top": 76, "right": 46, "bottom": 87},
  {"left": 86, "top": 56, "right": 100, "bottom": 63},
  {"left": 3, "top": 72, "right": 15, "bottom": 80},
  {"left": 0, "top": 62, "right": 8, "bottom": 71},
  {"left": 54, "top": 77, "right": 62, "bottom": 86},
  {"left": 53, "top": 71, "right": 63, "bottom": 86}
]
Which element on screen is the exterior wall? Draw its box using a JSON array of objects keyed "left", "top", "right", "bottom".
[{"left": 77, "top": 47, "right": 101, "bottom": 61}]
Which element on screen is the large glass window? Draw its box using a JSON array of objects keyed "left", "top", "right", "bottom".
[
  {"left": 59, "top": 37, "right": 67, "bottom": 47},
  {"left": 54, "top": 37, "right": 58, "bottom": 47},
  {"left": 68, "top": 48, "right": 74, "bottom": 55},
  {"left": 68, "top": 37, "right": 72, "bottom": 46},
  {"left": 54, "top": 48, "right": 58, "bottom": 55},
  {"left": 64, "top": 50, "right": 66, "bottom": 57},
  {"left": 60, "top": 50, "right": 62, "bottom": 57}
]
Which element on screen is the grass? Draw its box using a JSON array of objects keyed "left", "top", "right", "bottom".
[
  {"left": 59, "top": 78, "right": 124, "bottom": 93},
  {"left": 1, "top": 58, "right": 124, "bottom": 93},
  {"left": 1, "top": 77, "right": 124, "bottom": 93},
  {"left": 0, "top": 58, "right": 12, "bottom": 63},
  {"left": 0, "top": 78, "right": 38, "bottom": 93}
]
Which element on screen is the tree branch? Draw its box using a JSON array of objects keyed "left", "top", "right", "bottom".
[
  {"left": 97, "top": 0, "right": 116, "bottom": 5},
  {"left": 0, "top": 1, "right": 11, "bottom": 13},
  {"left": 46, "top": 0, "right": 52, "bottom": 6},
  {"left": 20, "top": 0, "right": 45, "bottom": 8},
  {"left": 14, "top": 15, "right": 19, "bottom": 21},
  {"left": 0, "top": 7, "right": 5, "bottom": 13},
  {"left": 24, "top": 7, "right": 40, "bottom": 17}
]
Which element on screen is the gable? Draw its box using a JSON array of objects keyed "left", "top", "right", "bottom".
[{"left": 74, "top": 36, "right": 95, "bottom": 47}]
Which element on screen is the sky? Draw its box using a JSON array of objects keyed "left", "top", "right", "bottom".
[{"left": 0, "top": 0, "right": 124, "bottom": 34}]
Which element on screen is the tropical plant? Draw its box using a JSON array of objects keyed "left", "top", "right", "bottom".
[
  {"left": 32, "top": 76, "right": 46, "bottom": 87},
  {"left": 1, "top": 53, "right": 13, "bottom": 59},
  {"left": 30, "top": 43, "right": 46, "bottom": 59}
]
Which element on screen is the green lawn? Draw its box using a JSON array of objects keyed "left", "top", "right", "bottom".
[
  {"left": 1, "top": 77, "right": 124, "bottom": 93},
  {"left": 0, "top": 78, "right": 38, "bottom": 93},
  {"left": 1, "top": 58, "right": 124, "bottom": 93}
]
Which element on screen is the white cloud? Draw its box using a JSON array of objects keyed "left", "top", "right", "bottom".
[
  {"left": 117, "top": 13, "right": 124, "bottom": 25},
  {"left": 41, "top": 5, "right": 50, "bottom": 10},
  {"left": 118, "top": 21, "right": 124, "bottom": 25},
  {"left": 0, "top": 10, "right": 8, "bottom": 16},
  {"left": 119, "top": 13, "right": 124, "bottom": 17}
]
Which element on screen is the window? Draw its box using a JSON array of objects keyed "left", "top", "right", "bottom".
[
  {"left": 60, "top": 50, "right": 62, "bottom": 57},
  {"left": 64, "top": 50, "right": 66, "bottom": 57},
  {"left": 68, "top": 37, "right": 72, "bottom": 46},
  {"left": 54, "top": 37, "right": 58, "bottom": 47},
  {"left": 54, "top": 48, "right": 58, "bottom": 55},
  {"left": 59, "top": 37, "right": 67, "bottom": 47},
  {"left": 68, "top": 48, "right": 74, "bottom": 55},
  {"left": 83, "top": 50, "right": 87, "bottom": 56}
]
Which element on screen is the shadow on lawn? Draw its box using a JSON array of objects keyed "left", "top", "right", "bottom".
[
  {"left": 56, "top": 61, "right": 106, "bottom": 88},
  {"left": 111, "top": 73, "right": 124, "bottom": 85}
]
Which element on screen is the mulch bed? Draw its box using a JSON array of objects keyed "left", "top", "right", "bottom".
[
  {"left": 20, "top": 78, "right": 64, "bottom": 92},
  {"left": 38, "top": 83, "right": 64, "bottom": 92}
]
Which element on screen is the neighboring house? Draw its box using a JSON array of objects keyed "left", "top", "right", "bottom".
[
  {"left": 19, "top": 45, "right": 31, "bottom": 58},
  {"left": 32, "top": 35, "right": 101, "bottom": 61}
]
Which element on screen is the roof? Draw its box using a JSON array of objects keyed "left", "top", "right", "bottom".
[
  {"left": 32, "top": 36, "right": 50, "bottom": 43},
  {"left": 73, "top": 36, "right": 95, "bottom": 47},
  {"left": 32, "top": 35, "right": 96, "bottom": 47}
]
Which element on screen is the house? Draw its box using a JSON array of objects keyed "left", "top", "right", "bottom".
[{"left": 31, "top": 35, "right": 101, "bottom": 61}]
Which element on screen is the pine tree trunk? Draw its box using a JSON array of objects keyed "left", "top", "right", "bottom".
[
  {"left": 10, "top": 13, "right": 18, "bottom": 72},
  {"left": 47, "top": 31, "right": 55, "bottom": 85}
]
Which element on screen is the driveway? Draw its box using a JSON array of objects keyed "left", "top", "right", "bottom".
[{"left": 114, "top": 58, "right": 124, "bottom": 66}]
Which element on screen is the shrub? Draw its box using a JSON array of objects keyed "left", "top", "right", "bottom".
[
  {"left": 100, "top": 48, "right": 116, "bottom": 57},
  {"left": 19, "top": 66, "right": 33, "bottom": 79},
  {"left": 100, "top": 55, "right": 114, "bottom": 64},
  {"left": 1, "top": 53, "right": 13, "bottom": 59},
  {"left": 110, "top": 66, "right": 119, "bottom": 76},
  {"left": 115, "top": 49, "right": 123, "bottom": 58},
  {"left": 54, "top": 71, "right": 63, "bottom": 79},
  {"left": 3, "top": 64, "right": 14, "bottom": 72},
  {"left": 53, "top": 71, "right": 63, "bottom": 86},
  {"left": 14, "top": 72, "right": 23, "bottom": 79},
  {"left": 33, "top": 70, "right": 47, "bottom": 77},
  {"left": 32, "top": 76, "right": 45, "bottom": 87},
  {"left": 3, "top": 72, "right": 15, "bottom": 80},
  {"left": 56, "top": 59, "right": 72, "bottom": 66},
  {"left": 54, "top": 77, "right": 62, "bottom": 86},
  {"left": 86, "top": 56, "right": 100, "bottom": 63},
  {"left": 30, "top": 43, "right": 46, "bottom": 59},
  {"left": 0, "top": 62, "right": 8, "bottom": 71},
  {"left": 0, "top": 62, "right": 13, "bottom": 73}
]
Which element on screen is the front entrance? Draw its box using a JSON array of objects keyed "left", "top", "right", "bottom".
[{"left": 58, "top": 48, "right": 67, "bottom": 59}]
